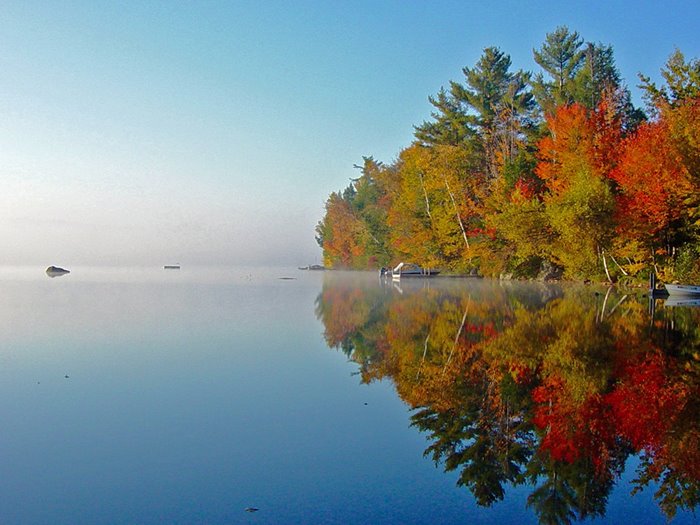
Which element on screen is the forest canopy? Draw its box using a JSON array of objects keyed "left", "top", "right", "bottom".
[{"left": 316, "top": 27, "right": 700, "bottom": 282}]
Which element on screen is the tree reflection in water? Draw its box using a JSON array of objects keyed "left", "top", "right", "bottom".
[{"left": 315, "top": 274, "right": 700, "bottom": 524}]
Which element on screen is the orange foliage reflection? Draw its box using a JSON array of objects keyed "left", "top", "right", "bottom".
[{"left": 317, "top": 275, "right": 700, "bottom": 522}]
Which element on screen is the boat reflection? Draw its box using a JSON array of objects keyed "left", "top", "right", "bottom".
[
  {"left": 316, "top": 274, "right": 700, "bottom": 523},
  {"left": 664, "top": 297, "right": 700, "bottom": 308}
]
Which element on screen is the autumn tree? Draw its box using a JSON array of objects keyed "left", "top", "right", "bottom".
[
  {"left": 316, "top": 30, "right": 690, "bottom": 283},
  {"left": 316, "top": 157, "right": 393, "bottom": 269},
  {"left": 388, "top": 143, "right": 485, "bottom": 271},
  {"left": 610, "top": 118, "right": 693, "bottom": 267},
  {"left": 315, "top": 192, "right": 366, "bottom": 268},
  {"left": 614, "top": 50, "right": 700, "bottom": 279},
  {"left": 511, "top": 100, "right": 621, "bottom": 279}
]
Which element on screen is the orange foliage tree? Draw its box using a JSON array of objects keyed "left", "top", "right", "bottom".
[
  {"left": 610, "top": 118, "right": 693, "bottom": 254},
  {"left": 316, "top": 192, "right": 367, "bottom": 268},
  {"left": 530, "top": 100, "right": 621, "bottom": 278}
]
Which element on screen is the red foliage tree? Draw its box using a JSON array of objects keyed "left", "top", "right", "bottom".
[
  {"left": 536, "top": 97, "right": 622, "bottom": 196},
  {"left": 610, "top": 119, "right": 693, "bottom": 243}
]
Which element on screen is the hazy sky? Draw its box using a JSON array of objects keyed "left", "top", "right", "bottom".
[{"left": 1, "top": 1, "right": 699, "bottom": 266}]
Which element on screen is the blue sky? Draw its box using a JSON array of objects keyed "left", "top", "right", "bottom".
[{"left": 1, "top": 1, "right": 698, "bottom": 266}]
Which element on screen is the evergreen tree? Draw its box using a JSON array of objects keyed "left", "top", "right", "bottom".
[
  {"left": 532, "top": 26, "right": 585, "bottom": 114},
  {"left": 573, "top": 43, "right": 621, "bottom": 109},
  {"left": 452, "top": 47, "right": 535, "bottom": 179},
  {"left": 639, "top": 48, "right": 700, "bottom": 111},
  {"left": 414, "top": 87, "right": 476, "bottom": 146}
]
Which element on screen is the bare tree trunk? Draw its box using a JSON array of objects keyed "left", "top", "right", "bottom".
[
  {"left": 601, "top": 248, "right": 613, "bottom": 283},
  {"left": 609, "top": 253, "right": 628, "bottom": 276},
  {"left": 418, "top": 172, "right": 432, "bottom": 222},
  {"left": 443, "top": 177, "right": 470, "bottom": 250}
]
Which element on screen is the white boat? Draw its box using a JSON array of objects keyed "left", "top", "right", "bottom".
[
  {"left": 390, "top": 262, "right": 440, "bottom": 280},
  {"left": 664, "top": 283, "right": 700, "bottom": 296},
  {"left": 298, "top": 264, "right": 325, "bottom": 271}
]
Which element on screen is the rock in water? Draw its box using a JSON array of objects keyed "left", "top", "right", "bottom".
[{"left": 46, "top": 266, "right": 70, "bottom": 277}]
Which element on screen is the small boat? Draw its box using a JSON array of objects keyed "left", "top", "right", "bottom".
[
  {"left": 388, "top": 262, "right": 440, "bottom": 280},
  {"left": 308, "top": 264, "right": 326, "bottom": 271},
  {"left": 664, "top": 283, "right": 700, "bottom": 296},
  {"left": 164, "top": 265, "right": 181, "bottom": 270},
  {"left": 299, "top": 264, "right": 326, "bottom": 270}
]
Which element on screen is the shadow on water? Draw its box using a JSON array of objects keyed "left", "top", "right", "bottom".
[{"left": 316, "top": 272, "right": 700, "bottom": 524}]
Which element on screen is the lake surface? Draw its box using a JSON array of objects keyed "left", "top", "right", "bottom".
[{"left": 1, "top": 266, "right": 698, "bottom": 524}]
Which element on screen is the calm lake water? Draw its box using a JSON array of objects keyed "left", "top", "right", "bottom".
[{"left": 1, "top": 266, "right": 698, "bottom": 524}]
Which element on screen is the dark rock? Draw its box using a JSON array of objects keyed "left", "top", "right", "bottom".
[
  {"left": 536, "top": 261, "right": 563, "bottom": 282},
  {"left": 46, "top": 266, "right": 70, "bottom": 277}
]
